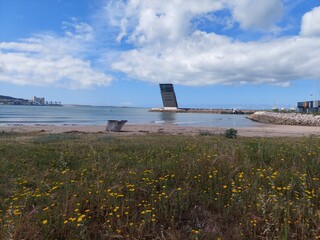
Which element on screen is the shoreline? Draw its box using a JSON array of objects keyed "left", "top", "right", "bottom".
[
  {"left": 150, "top": 107, "right": 257, "bottom": 114},
  {"left": 1, "top": 123, "right": 320, "bottom": 137}
]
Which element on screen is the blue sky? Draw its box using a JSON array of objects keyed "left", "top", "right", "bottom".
[{"left": 1, "top": 0, "right": 320, "bottom": 108}]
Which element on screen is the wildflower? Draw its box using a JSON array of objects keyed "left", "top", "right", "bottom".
[
  {"left": 42, "top": 219, "right": 48, "bottom": 225},
  {"left": 192, "top": 229, "right": 200, "bottom": 234},
  {"left": 13, "top": 209, "right": 21, "bottom": 215}
]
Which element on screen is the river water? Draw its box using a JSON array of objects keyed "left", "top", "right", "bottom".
[{"left": 0, "top": 105, "right": 262, "bottom": 127}]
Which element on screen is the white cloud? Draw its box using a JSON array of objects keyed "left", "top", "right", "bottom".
[
  {"left": 109, "top": 0, "right": 284, "bottom": 45},
  {"left": 0, "top": 21, "right": 112, "bottom": 88},
  {"left": 227, "top": 0, "right": 284, "bottom": 30},
  {"left": 300, "top": 6, "right": 320, "bottom": 37},
  {"left": 2, "top": 0, "right": 320, "bottom": 90},
  {"left": 110, "top": 0, "right": 224, "bottom": 45},
  {"left": 108, "top": 0, "right": 320, "bottom": 87},
  {"left": 112, "top": 32, "right": 320, "bottom": 86}
]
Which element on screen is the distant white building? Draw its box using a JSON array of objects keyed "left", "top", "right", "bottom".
[{"left": 33, "top": 96, "right": 45, "bottom": 105}]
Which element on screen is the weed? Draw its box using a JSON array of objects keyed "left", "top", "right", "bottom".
[
  {"left": 224, "top": 128, "right": 238, "bottom": 138},
  {"left": 199, "top": 130, "right": 219, "bottom": 136}
]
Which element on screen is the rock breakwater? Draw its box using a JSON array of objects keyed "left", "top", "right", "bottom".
[{"left": 248, "top": 111, "right": 320, "bottom": 126}]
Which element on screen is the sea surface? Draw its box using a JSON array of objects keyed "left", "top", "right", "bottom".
[{"left": 0, "top": 105, "right": 262, "bottom": 127}]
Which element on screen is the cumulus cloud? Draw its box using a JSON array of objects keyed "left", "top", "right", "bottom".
[
  {"left": 2, "top": 1, "right": 320, "bottom": 89},
  {"left": 108, "top": 0, "right": 284, "bottom": 45},
  {"left": 108, "top": 0, "right": 320, "bottom": 86},
  {"left": 109, "top": 0, "right": 224, "bottom": 45},
  {"left": 112, "top": 33, "right": 320, "bottom": 86},
  {"left": 300, "top": 6, "right": 320, "bottom": 37},
  {"left": 0, "top": 20, "right": 112, "bottom": 88},
  {"left": 227, "top": 0, "right": 284, "bottom": 30}
]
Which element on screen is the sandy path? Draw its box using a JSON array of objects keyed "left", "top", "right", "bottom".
[{"left": 1, "top": 123, "right": 320, "bottom": 137}]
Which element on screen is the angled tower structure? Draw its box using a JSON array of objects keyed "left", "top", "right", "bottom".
[{"left": 159, "top": 84, "right": 178, "bottom": 109}]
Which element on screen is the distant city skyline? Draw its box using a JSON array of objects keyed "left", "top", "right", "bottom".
[{"left": 1, "top": 0, "right": 320, "bottom": 108}]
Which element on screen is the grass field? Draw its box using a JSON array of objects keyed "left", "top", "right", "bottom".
[{"left": 0, "top": 131, "right": 319, "bottom": 239}]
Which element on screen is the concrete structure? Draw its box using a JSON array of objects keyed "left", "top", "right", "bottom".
[
  {"left": 159, "top": 84, "right": 178, "bottom": 109},
  {"left": 297, "top": 100, "right": 320, "bottom": 113}
]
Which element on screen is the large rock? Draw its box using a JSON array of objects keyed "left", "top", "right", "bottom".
[{"left": 106, "top": 120, "right": 127, "bottom": 132}]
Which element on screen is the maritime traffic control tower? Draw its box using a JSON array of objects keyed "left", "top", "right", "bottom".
[{"left": 159, "top": 84, "right": 178, "bottom": 109}]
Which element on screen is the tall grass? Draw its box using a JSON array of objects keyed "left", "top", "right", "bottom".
[{"left": 0, "top": 133, "right": 319, "bottom": 239}]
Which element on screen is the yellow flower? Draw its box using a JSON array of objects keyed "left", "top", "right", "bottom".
[
  {"left": 42, "top": 219, "right": 48, "bottom": 225},
  {"left": 13, "top": 209, "right": 21, "bottom": 215}
]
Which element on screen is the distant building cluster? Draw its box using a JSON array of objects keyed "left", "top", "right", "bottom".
[
  {"left": 297, "top": 100, "right": 320, "bottom": 113},
  {"left": 0, "top": 95, "right": 62, "bottom": 106}
]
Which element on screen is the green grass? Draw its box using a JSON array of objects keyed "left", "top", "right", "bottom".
[
  {"left": 0, "top": 130, "right": 19, "bottom": 138},
  {"left": 32, "top": 133, "right": 81, "bottom": 144},
  {"left": 0, "top": 133, "right": 319, "bottom": 239}
]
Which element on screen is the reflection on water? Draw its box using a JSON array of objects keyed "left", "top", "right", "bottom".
[{"left": 160, "top": 112, "right": 176, "bottom": 123}]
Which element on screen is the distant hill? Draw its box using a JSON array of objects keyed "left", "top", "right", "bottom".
[{"left": 0, "top": 95, "right": 31, "bottom": 105}]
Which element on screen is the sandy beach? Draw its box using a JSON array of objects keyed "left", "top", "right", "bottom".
[{"left": 1, "top": 123, "right": 320, "bottom": 137}]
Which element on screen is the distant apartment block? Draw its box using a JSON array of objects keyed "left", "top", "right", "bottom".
[
  {"left": 33, "top": 96, "right": 45, "bottom": 105},
  {"left": 297, "top": 100, "right": 320, "bottom": 113},
  {"left": 159, "top": 84, "right": 178, "bottom": 109}
]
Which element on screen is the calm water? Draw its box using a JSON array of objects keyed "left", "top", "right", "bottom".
[{"left": 0, "top": 105, "right": 262, "bottom": 127}]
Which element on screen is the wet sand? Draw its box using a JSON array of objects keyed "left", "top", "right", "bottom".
[{"left": 1, "top": 123, "right": 320, "bottom": 137}]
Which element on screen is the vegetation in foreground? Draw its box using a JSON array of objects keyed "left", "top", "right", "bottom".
[{"left": 0, "top": 132, "right": 319, "bottom": 239}]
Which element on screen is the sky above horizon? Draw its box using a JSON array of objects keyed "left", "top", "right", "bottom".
[{"left": 1, "top": 0, "right": 320, "bottom": 108}]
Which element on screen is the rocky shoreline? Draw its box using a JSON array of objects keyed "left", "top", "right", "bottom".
[{"left": 248, "top": 111, "right": 320, "bottom": 126}]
